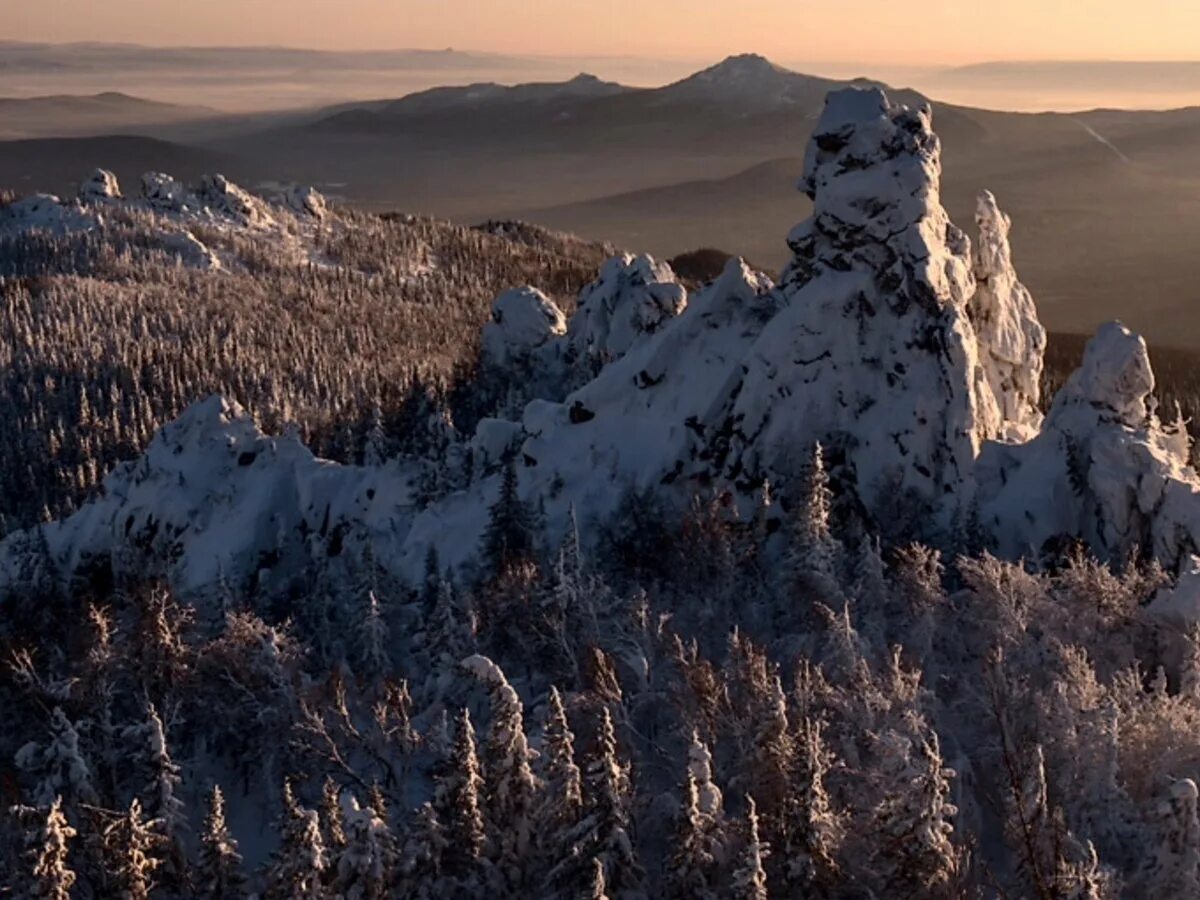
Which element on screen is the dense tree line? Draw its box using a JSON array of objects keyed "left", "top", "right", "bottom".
[{"left": 2, "top": 446, "right": 1199, "bottom": 898}]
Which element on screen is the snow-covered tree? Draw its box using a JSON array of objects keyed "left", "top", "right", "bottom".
[
  {"left": 549, "top": 705, "right": 642, "bottom": 895},
  {"left": 16, "top": 797, "right": 77, "bottom": 900},
  {"left": 876, "top": 730, "right": 964, "bottom": 898},
  {"left": 666, "top": 767, "right": 721, "bottom": 900},
  {"left": 398, "top": 802, "right": 449, "bottom": 899},
  {"left": 196, "top": 784, "right": 246, "bottom": 900},
  {"left": 265, "top": 780, "right": 328, "bottom": 900},
  {"left": 480, "top": 457, "right": 537, "bottom": 576},
  {"left": 787, "top": 442, "right": 842, "bottom": 608},
  {"left": 731, "top": 795, "right": 769, "bottom": 900},
  {"left": 462, "top": 654, "right": 540, "bottom": 887},
  {"left": 101, "top": 798, "right": 165, "bottom": 900},
  {"left": 14, "top": 706, "right": 99, "bottom": 809},
  {"left": 333, "top": 791, "right": 398, "bottom": 900},
  {"left": 432, "top": 707, "right": 488, "bottom": 892},
  {"left": 782, "top": 713, "right": 842, "bottom": 894}
]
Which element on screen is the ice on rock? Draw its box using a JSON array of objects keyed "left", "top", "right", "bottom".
[
  {"left": 78, "top": 168, "right": 122, "bottom": 202},
  {"left": 481, "top": 286, "right": 568, "bottom": 365},
  {"left": 970, "top": 190, "right": 1047, "bottom": 441},
  {"left": 566, "top": 253, "right": 687, "bottom": 363}
]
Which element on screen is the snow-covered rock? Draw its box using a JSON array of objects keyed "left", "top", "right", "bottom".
[
  {"left": 141, "top": 172, "right": 189, "bottom": 210},
  {"left": 197, "top": 174, "right": 274, "bottom": 227},
  {"left": 283, "top": 183, "right": 328, "bottom": 220},
  {"left": 566, "top": 254, "right": 687, "bottom": 364},
  {"left": 78, "top": 168, "right": 122, "bottom": 202},
  {"left": 163, "top": 230, "right": 221, "bottom": 271},
  {"left": 715, "top": 87, "right": 993, "bottom": 518},
  {"left": 481, "top": 286, "right": 567, "bottom": 366},
  {"left": 0, "top": 193, "right": 99, "bottom": 235},
  {"left": 970, "top": 190, "right": 1046, "bottom": 441},
  {"left": 979, "top": 322, "right": 1200, "bottom": 565},
  {"left": 0, "top": 396, "right": 419, "bottom": 597}
]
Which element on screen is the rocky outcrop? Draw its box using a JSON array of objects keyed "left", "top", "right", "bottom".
[
  {"left": 566, "top": 254, "right": 687, "bottom": 364},
  {"left": 79, "top": 168, "right": 122, "bottom": 202},
  {"left": 717, "top": 88, "right": 996, "bottom": 520},
  {"left": 481, "top": 286, "right": 568, "bottom": 366},
  {"left": 979, "top": 322, "right": 1200, "bottom": 564},
  {"left": 141, "top": 172, "right": 189, "bottom": 210},
  {"left": 13, "top": 87, "right": 1200, "bottom": 594},
  {"left": 970, "top": 190, "right": 1046, "bottom": 441},
  {"left": 197, "top": 174, "right": 274, "bottom": 227}
]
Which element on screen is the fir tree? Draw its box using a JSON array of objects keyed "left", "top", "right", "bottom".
[
  {"left": 196, "top": 784, "right": 246, "bottom": 900},
  {"left": 480, "top": 456, "right": 537, "bottom": 575},
  {"left": 334, "top": 791, "right": 398, "bottom": 900},
  {"left": 432, "top": 708, "right": 488, "bottom": 891}
]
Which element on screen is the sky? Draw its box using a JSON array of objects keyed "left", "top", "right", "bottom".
[{"left": 8, "top": 0, "right": 1200, "bottom": 65}]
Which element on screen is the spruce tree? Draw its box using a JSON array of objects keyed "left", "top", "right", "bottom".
[
  {"left": 102, "top": 798, "right": 165, "bottom": 900},
  {"left": 432, "top": 708, "right": 488, "bottom": 892}
]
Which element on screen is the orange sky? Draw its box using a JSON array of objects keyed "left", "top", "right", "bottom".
[{"left": 8, "top": 0, "right": 1200, "bottom": 64}]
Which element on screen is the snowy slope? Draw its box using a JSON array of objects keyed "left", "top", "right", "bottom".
[{"left": 5, "top": 87, "right": 1200, "bottom": 596}]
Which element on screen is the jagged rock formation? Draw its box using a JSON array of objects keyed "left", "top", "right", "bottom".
[
  {"left": 7, "top": 87, "right": 1200, "bottom": 595},
  {"left": 717, "top": 89, "right": 989, "bottom": 519},
  {"left": 971, "top": 190, "right": 1046, "bottom": 440}
]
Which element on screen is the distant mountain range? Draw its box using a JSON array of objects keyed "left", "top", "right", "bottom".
[{"left": 4, "top": 53, "right": 1200, "bottom": 347}]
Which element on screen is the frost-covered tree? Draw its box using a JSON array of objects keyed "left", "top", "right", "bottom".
[
  {"left": 875, "top": 730, "right": 964, "bottom": 898},
  {"left": 333, "top": 791, "right": 398, "bottom": 900},
  {"left": 731, "top": 795, "right": 769, "bottom": 900},
  {"left": 398, "top": 802, "right": 449, "bottom": 899},
  {"left": 432, "top": 708, "right": 488, "bottom": 892},
  {"left": 666, "top": 768, "right": 721, "bottom": 900},
  {"left": 265, "top": 780, "right": 328, "bottom": 900},
  {"left": 549, "top": 705, "right": 642, "bottom": 895},
  {"left": 787, "top": 442, "right": 842, "bottom": 608},
  {"left": 101, "top": 798, "right": 165, "bottom": 900},
  {"left": 781, "top": 714, "right": 842, "bottom": 895},
  {"left": 14, "top": 706, "right": 99, "bottom": 809},
  {"left": 196, "top": 784, "right": 246, "bottom": 900},
  {"left": 462, "top": 655, "right": 540, "bottom": 887},
  {"left": 16, "top": 797, "right": 77, "bottom": 900}
]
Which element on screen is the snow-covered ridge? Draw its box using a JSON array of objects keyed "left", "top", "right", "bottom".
[
  {"left": 6, "top": 87, "right": 1200, "bottom": 597},
  {"left": 0, "top": 168, "right": 331, "bottom": 272}
]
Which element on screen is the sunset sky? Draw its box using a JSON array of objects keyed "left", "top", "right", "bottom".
[{"left": 9, "top": 0, "right": 1200, "bottom": 64}]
